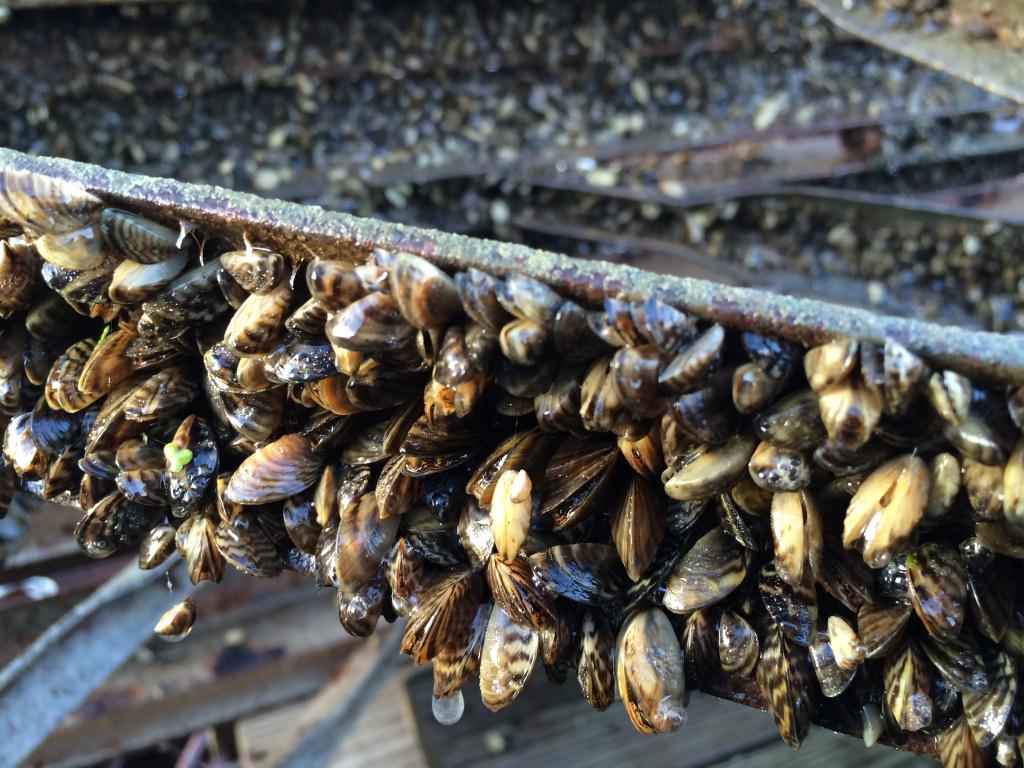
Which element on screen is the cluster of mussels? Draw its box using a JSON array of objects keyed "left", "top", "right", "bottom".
[{"left": 2, "top": 168, "right": 1024, "bottom": 765}]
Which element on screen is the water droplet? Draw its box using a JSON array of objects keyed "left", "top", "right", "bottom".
[
  {"left": 861, "top": 703, "right": 883, "bottom": 747},
  {"left": 21, "top": 575, "right": 59, "bottom": 600},
  {"left": 431, "top": 690, "right": 464, "bottom": 726},
  {"left": 391, "top": 593, "right": 411, "bottom": 616},
  {"left": 346, "top": 594, "right": 370, "bottom": 621}
]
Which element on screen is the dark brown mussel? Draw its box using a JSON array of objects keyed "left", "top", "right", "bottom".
[
  {"left": 498, "top": 319, "right": 548, "bottom": 366},
  {"left": 611, "top": 473, "right": 665, "bottom": 581},
  {"left": 658, "top": 323, "right": 724, "bottom": 393},
  {"left": 466, "top": 427, "right": 554, "bottom": 508},
  {"left": 529, "top": 544, "right": 628, "bottom": 606},
  {"left": 669, "top": 378, "right": 735, "bottom": 446},
  {"left": 577, "top": 610, "right": 615, "bottom": 711},
  {"left": 390, "top": 252, "right": 461, "bottom": 329},
  {"left": 858, "top": 600, "right": 912, "bottom": 659},
  {"left": 0, "top": 238, "right": 39, "bottom": 317},
  {"left": 538, "top": 434, "right": 617, "bottom": 530},
  {"left": 758, "top": 562, "right": 817, "bottom": 647},
  {"left": 40, "top": 250, "right": 116, "bottom": 305},
  {"left": 629, "top": 298, "right": 697, "bottom": 356},
  {"left": 919, "top": 631, "right": 989, "bottom": 693},
  {"left": 375, "top": 455, "right": 420, "bottom": 518},
  {"left": 214, "top": 512, "right": 283, "bottom": 578},
  {"left": 117, "top": 437, "right": 165, "bottom": 474},
  {"left": 335, "top": 493, "right": 401, "bottom": 592},
  {"left": 116, "top": 468, "right": 167, "bottom": 507},
  {"left": 663, "top": 527, "right": 746, "bottom": 614},
  {"left": 496, "top": 273, "right": 562, "bottom": 324},
  {"left": 282, "top": 488, "right": 321, "bottom": 554},
  {"left": 223, "top": 279, "right": 292, "bottom": 356},
  {"left": 74, "top": 491, "right": 164, "bottom": 559},
  {"left": 138, "top": 524, "right": 177, "bottom": 570},
  {"left": 123, "top": 365, "right": 198, "bottom": 422},
  {"left": 485, "top": 554, "right": 553, "bottom": 631},
  {"left": 615, "top": 607, "right": 686, "bottom": 734},
  {"left": 164, "top": 415, "right": 217, "bottom": 516},
  {"left": 551, "top": 300, "right": 609, "bottom": 363},
  {"left": 905, "top": 543, "right": 967, "bottom": 641},
  {"left": 337, "top": 565, "right": 389, "bottom": 638},
  {"left": 226, "top": 433, "right": 322, "bottom": 504},
  {"left": 101, "top": 208, "right": 190, "bottom": 264},
  {"left": 754, "top": 390, "right": 826, "bottom": 451},
  {"left": 306, "top": 259, "right": 372, "bottom": 311},
  {"left": 400, "top": 415, "right": 478, "bottom": 476},
  {"left": 29, "top": 395, "right": 80, "bottom": 454},
  {"left": 346, "top": 358, "right": 424, "bottom": 411},
  {"left": 286, "top": 298, "right": 328, "bottom": 338},
  {"left": 138, "top": 258, "right": 229, "bottom": 337},
  {"left": 455, "top": 268, "right": 509, "bottom": 334},
  {"left": 962, "top": 539, "right": 1016, "bottom": 643},
  {"left": 326, "top": 292, "right": 414, "bottom": 353},
  {"left": 607, "top": 344, "right": 665, "bottom": 419},
  {"left": 219, "top": 387, "right": 286, "bottom": 443},
  {"left": 401, "top": 567, "right": 483, "bottom": 664},
  {"left": 220, "top": 247, "right": 286, "bottom": 294},
  {"left": 962, "top": 649, "right": 1017, "bottom": 748},
  {"left": 153, "top": 598, "right": 196, "bottom": 642},
  {"left": 757, "top": 627, "right": 815, "bottom": 748}
]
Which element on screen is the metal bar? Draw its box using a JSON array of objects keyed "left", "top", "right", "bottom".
[
  {"left": 0, "top": 558, "right": 197, "bottom": 767},
  {"left": 0, "top": 148, "right": 1021, "bottom": 385}
]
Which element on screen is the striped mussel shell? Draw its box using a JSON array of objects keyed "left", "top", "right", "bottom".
[
  {"left": 529, "top": 543, "right": 628, "bottom": 606},
  {"left": 0, "top": 170, "right": 102, "bottom": 235},
  {"left": 220, "top": 247, "right": 286, "bottom": 294},
  {"left": 757, "top": 626, "right": 815, "bottom": 748},
  {"left": 225, "top": 433, "right": 322, "bottom": 504},
  {"left": 615, "top": 607, "right": 686, "bottom": 734},
  {"left": 101, "top": 208, "right": 191, "bottom": 264},
  {"left": 154, "top": 598, "right": 197, "bottom": 642},
  {"left": 34, "top": 222, "right": 107, "bottom": 271},
  {"left": 662, "top": 527, "right": 746, "bottom": 614},
  {"left": 0, "top": 238, "right": 40, "bottom": 317},
  {"left": 138, "top": 524, "right": 177, "bottom": 570},
  {"left": 74, "top": 490, "right": 164, "bottom": 559},
  {"left": 479, "top": 603, "right": 540, "bottom": 712}
]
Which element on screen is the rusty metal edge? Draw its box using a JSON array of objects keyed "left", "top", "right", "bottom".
[{"left": 1, "top": 147, "right": 1021, "bottom": 386}]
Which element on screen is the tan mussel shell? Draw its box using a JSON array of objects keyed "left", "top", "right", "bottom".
[
  {"left": 432, "top": 601, "right": 490, "bottom": 700},
  {"left": 611, "top": 473, "right": 665, "bottom": 581},
  {"left": 108, "top": 253, "right": 190, "bottom": 304},
  {"left": 101, "top": 208, "right": 190, "bottom": 264},
  {"left": 46, "top": 337, "right": 102, "bottom": 413},
  {"left": 663, "top": 434, "right": 757, "bottom": 501},
  {"left": 138, "top": 524, "right": 177, "bottom": 570},
  {"left": 391, "top": 252, "right": 462, "bottom": 329},
  {"left": 224, "top": 279, "right": 293, "bottom": 356},
  {"left": 884, "top": 640, "right": 933, "bottom": 732},
  {"left": 77, "top": 327, "right": 137, "bottom": 398},
  {"left": 577, "top": 610, "right": 615, "bottom": 711},
  {"left": 479, "top": 603, "right": 540, "bottom": 713},
  {"left": 401, "top": 568, "right": 483, "bottom": 665},
  {"left": 757, "top": 627, "right": 815, "bottom": 748},
  {"left": 4, "top": 412, "right": 50, "bottom": 479},
  {"left": 906, "top": 543, "right": 967, "bottom": 640},
  {"left": 184, "top": 514, "right": 225, "bottom": 584},
  {"left": 225, "top": 433, "right": 323, "bottom": 504},
  {"left": 615, "top": 607, "right": 686, "bottom": 734},
  {"left": 539, "top": 434, "right": 617, "bottom": 530},
  {"left": 485, "top": 554, "right": 553, "bottom": 631},
  {"left": 335, "top": 493, "right": 401, "bottom": 592},
  {"left": 842, "top": 454, "right": 929, "bottom": 568},
  {"left": 214, "top": 514, "right": 282, "bottom": 578},
  {"left": 804, "top": 339, "right": 858, "bottom": 392},
  {"left": 220, "top": 248, "right": 287, "bottom": 294},
  {"left": 1003, "top": 438, "right": 1024, "bottom": 525},
  {"left": 663, "top": 527, "right": 746, "bottom": 613},
  {"left": 326, "top": 292, "right": 414, "bottom": 353},
  {"left": 770, "top": 490, "right": 822, "bottom": 588},
  {"left": 153, "top": 598, "right": 197, "bottom": 642},
  {"left": 0, "top": 238, "right": 40, "bottom": 317},
  {"left": 34, "top": 222, "right": 107, "bottom": 271},
  {"left": 718, "top": 609, "right": 759, "bottom": 677},
  {"left": 0, "top": 169, "right": 102, "bottom": 234},
  {"left": 939, "top": 715, "right": 986, "bottom": 768}
]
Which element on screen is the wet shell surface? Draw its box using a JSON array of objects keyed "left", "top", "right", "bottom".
[{"left": 1, "top": 167, "right": 1022, "bottom": 757}]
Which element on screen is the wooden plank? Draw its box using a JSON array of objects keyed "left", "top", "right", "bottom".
[
  {"left": 24, "top": 577, "right": 353, "bottom": 768},
  {"left": 236, "top": 664, "right": 429, "bottom": 768}
]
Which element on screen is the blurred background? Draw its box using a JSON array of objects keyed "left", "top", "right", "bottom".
[{"left": 2, "top": 0, "right": 1023, "bottom": 765}]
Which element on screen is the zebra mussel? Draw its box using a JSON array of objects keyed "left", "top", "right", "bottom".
[{"left": 0, "top": 168, "right": 1022, "bottom": 766}]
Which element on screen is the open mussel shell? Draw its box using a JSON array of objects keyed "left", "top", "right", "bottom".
[
  {"left": 225, "top": 433, "right": 322, "bottom": 504},
  {"left": 101, "top": 208, "right": 190, "bottom": 264},
  {"left": 663, "top": 527, "right": 746, "bottom": 614},
  {"left": 615, "top": 607, "right": 686, "bottom": 734}
]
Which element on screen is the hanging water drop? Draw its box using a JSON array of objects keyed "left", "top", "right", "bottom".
[{"left": 432, "top": 690, "right": 465, "bottom": 726}]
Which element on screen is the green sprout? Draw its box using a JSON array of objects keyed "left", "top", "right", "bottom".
[
  {"left": 97, "top": 325, "right": 111, "bottom": 344},
  {"left": 905, "top": 553, "right": 919, "bottom": 570},
  {"left": 164, "top": 443, "right": 194, "bottom": 472}
]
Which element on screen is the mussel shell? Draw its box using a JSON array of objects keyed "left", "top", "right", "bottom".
[
  {"left": 539, "top": 434, "right": 618, "bottom": 530},
  {"left": 220, "top": 248, "right": 286, "bottom": 294},
  {"left": 669, "top": 381, "right": 735, "bottom": 446},
  {"left": 758, "top": 562, "right": 817, "bottom": 647},
  {"left": 906, "top": 543, "right": 967, "bottom": 641},
  {"left": 577, "top": 609, "right": 615, "bottom": 711},
  {"left": 375, "top": 455, "right": 420, "bottom": 518},
  {"left": 808, "top": 631, "right": 857, "bottom": 698},
  {"left": 479, "top": 604, "right": 540, "bottom": 713},
  {"left": 858, "top": 600, "right": 912, "bottom": 659},
  {"left": 153, "top": 598, "right": 196, "bottom": 642},
  {"left": 883, "top": 640, "right": 934, "bottom": 732},
  {"left": 184, "top": 515, "right": 226, "bottom": 584},
  {"left": 223, "top": 279, "right": 292, "bottom": 356},
  {"left": 226, "top": 433, "right": 322, "bottom": 504},
  {"left": 658, "top": 324, "right": 724, "bottom": 393},
  {"left": 662, "top": 527, "right": 746, "bottom": 614},
  {"left": 399, "top": 416, "right": 479, "bottom": 476},
  {"left": 663, "top": 434, "right": 757, "bottom": 502},
  {"left": 962, "top": 649, "right": 1017, "bottom": 748},
  {"left": 529, "top": 543, "right": 628, "bottom": 606},
  {"left": 346, "top": 359, "right": 425, "bottom": 411},
  {"left": 29, "top": 395, "right": 80, "bottom": 454},
  {"left": 615, "top": 607, "right": 686, "bottom": 734},
  {"left": 391, "top": 252, "right": 461, "bottom": 329},
  {"left": 611, "top": 473, "right": 666, "bottom": 582},
  {"left": 138, "top": 524, "right": 177, "bottom": 570},
  {"left": 335, "top": 493, "right": 401, "bottom": 592},
  {"left": 0, "top": 170, "right": 102, "bottom": 234},
  {"left": 754, "top": 390, "right": 826, "bottom": 451},
  {"left": 485, "top": 555, "right": 554, "bottom": 631},
  {"left": 281, "top": 488, "right": 321, "bottom": 554},
  {"left": 326, "top": 292, "right": 414, "bottom": 353},
  {"left": 919, "top": 631, "right": 990, "bottom": 694},
  {"left": 46, "top": 337, "right": 101, "bottom": 413},
  {"left": 498, "top": 319, "right": 548, "bottom": 366},
  {"left": 757, "top": 627, "right": 815, "bottom": 748},
  {"left": 123, "top": 365, "right": 199, "bottom": 422},
  {"left": 34, "top": 223, "right": 106, "bottom": 270},
  {"left": 101, "top": 208, "right": 189, "bottom": 264},
  {"left": 718, "top": 609, "right": 759, "bottom": 677},
  {"left": 116, "top": 468, "right": 168, "bottom": 506},
  {"left": 749, "top": 442, "right": 811, "bottom": 493},
  {"left": 401, "top": 567, "right": 483, "bottom": 664},
  {"left": 466, "top": 427, "right": 555, "bottom": 508},
  {"left": 4, "top": 412, "right": 50, "bottom": 479},
  {"left": 455, "top": 268, "right": 510, "bottom": 333},
  {"left": 551, "top": 300, "right": 609, "bottom": 363},
  {"left": 74, "top": 491, "right": 163, "bottom": 559},
  {"left": 165, "top": 415, "right": 218, "bottom": 516},
  {"left": 108, "top": 253, "right": 189, "bottom": 304},
  {"left": 0, "top": 239, "right": 40, "bottom": 317},
  {"left": 220, "top": 387, "right": 286, "bottom": 443},
  {"left": 214, "top": 514, "right": 283, "bottom": 578},
  {"left": 496, "top": 273, "right": 562, "bottom": 324},
  {"left": 77, "top": 327, "right": 137, "bottom": 397}
]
